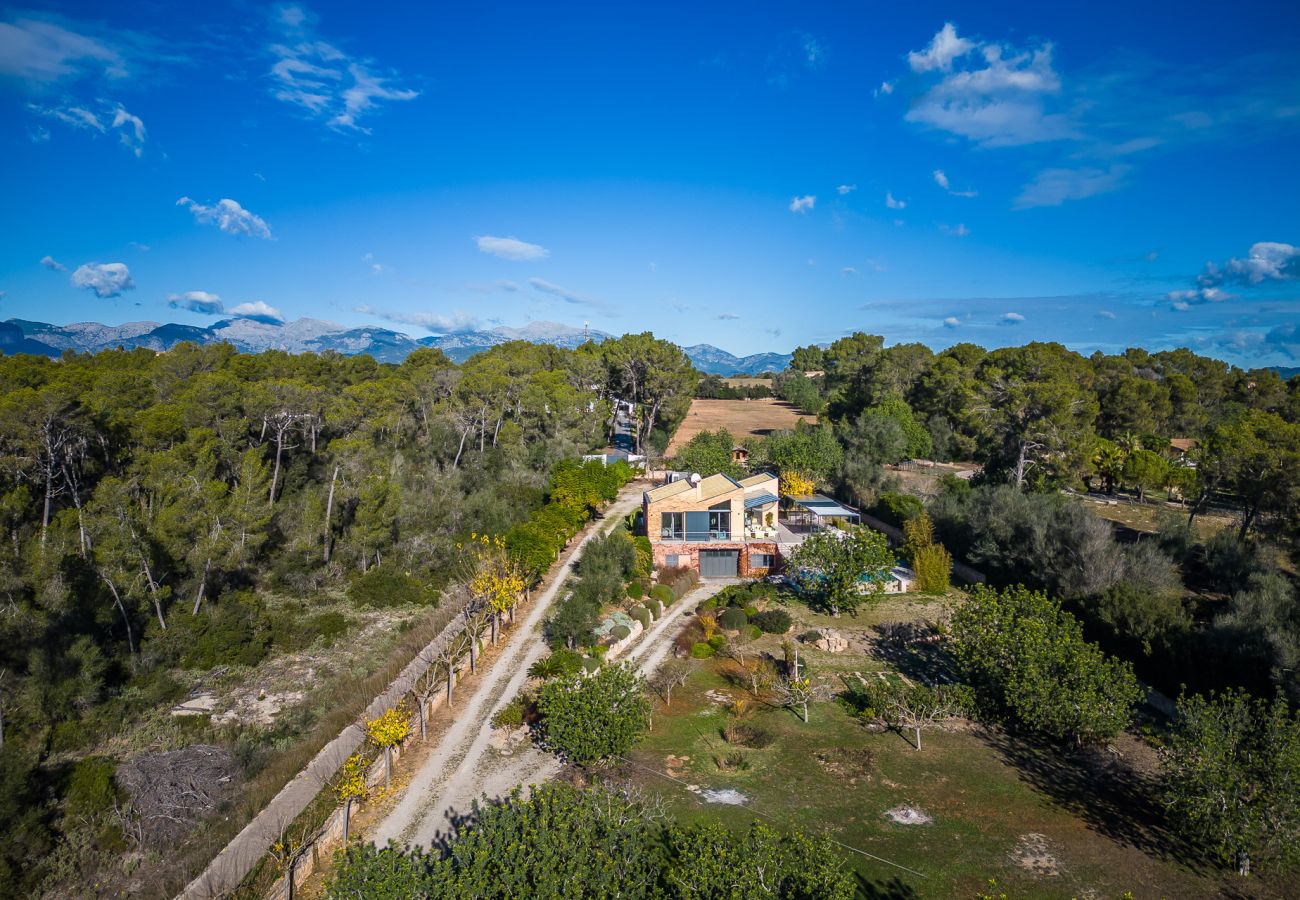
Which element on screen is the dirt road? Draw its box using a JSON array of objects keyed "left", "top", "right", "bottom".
[
  {"left": 370, "top": 488, "right": 645, "bottom": 847},
  {"left": 369, "top": 503, "right": 732, "bottom": 849}
]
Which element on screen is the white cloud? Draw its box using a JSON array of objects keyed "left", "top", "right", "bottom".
[
  {"left": 789, "top": 194, "right": 816, "bottom": 213},
  {"left": 71, "top": 262, "right": 133, "bottom": 298},
  {"left": 1168, "top": 287, "right": 1235, "bottom": 306},
  {"left": 29, "top": 100, "right": 147, "bottom": 156},
  {"left": 110, "top": 104, "right": 145, "bottom": 156},
  {"left": 1171, "top": 300, "right": 1191, "bottom": 312},
  {"left": 1014, "top": 165, "right": 1130, "bottom": 208},
  {"left": 177, "top": 197, "right": 273, "bottom": 239},
  {"left": 931, "top": 169, "right": 979, "bottom": 198},
  {"left": 837, "top": 184, "right": 856, "bottom": 195},
  {"left": 942, "top": 223, "right": 971, "bottom": 237},
  {"left": 474, "top": 235, "right": 549, "bottom": 261},
  {"left": 717, "top": 312, "right": 741, "bottom": 320},
  {"left": 1000, "top": 311, "right": 1024, "bottom": 324},
  {"left": 874, "top": 81, "right": 894, "bottom": 97},
  {"left": 268, "top": 7, "right": 417, "bottom": 132},
  {"left": 40, "top": 255, "right": 66, "bottom": 272},
  {"left": 800, "top": 33, "right": 826, "bottom": 68},
  {"left": 228, "top": 300, "right": 284, "bottom": 324},
  {"left": 943, "top": 316, "right": 961, "bottom": 328},
  {"left": 168, "top": 291, "right": 224, "bottom": 315},
  {"left": 360, "top": 307, "right": 479, "bottom": 333},
  {"left": 0, "top": 17, "right": 128, "bottom": 84},
  {"left": 904, "top": 24, "right": 1075, "bottom": 147},
  {"left": 885, "top": 192, "right": 905, "bottom": 210},
  {"left": 1097, "top": 310, "right": 1117, "bottom": 319},
  {"left": 841, "top": 267, "right": 858, "bottom": 276},
  {"left": 907, "top": 23, "right": 975, "bottom": 73},
  {"left": 1221, "top": 242, "right": 1300, "bottom": 284},
  {"left": 529, "top": 277, "right": 602, "bottom": 308}
]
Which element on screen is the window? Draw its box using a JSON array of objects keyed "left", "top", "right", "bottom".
[
  {"left": 665, "top": 555, "right": 680, "bottom": 568},
  {"left": 751, "top": 553, "right": 775, "bottom": 569},
  {"left": 708, "top": 509, "right": 731, "bottom": 536},
  {"left": 660, "top": 512, "right": 683, "bottom": 539}
]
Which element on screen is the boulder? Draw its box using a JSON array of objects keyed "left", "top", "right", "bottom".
[{"left": 812, "top": 628, "right": 849, "bottom": 653}]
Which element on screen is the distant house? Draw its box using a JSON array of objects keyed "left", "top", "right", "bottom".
[
  {"left": 731, "top": 445, "right": 749, "bottom": 464},
  {"left": 1168, "top": 437, "right": 1198, "bottom": 459},
  {"left": 643, "top": 471, "right": 780, "bottom": 578},
  {"left": 582, "top": 449, "right": 645, "bottom": 467}
]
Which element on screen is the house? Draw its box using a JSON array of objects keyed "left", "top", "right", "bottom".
[
  {"left": 1167, "top": 437, "right": 1198, "bottom": 459},
  {"left": 643, "top": 471, "right": 781, "bottom": 578},
  {"left": 731, "top": 445, "right": 750, "bottom": 465},
  {"left": 581, "top": 449, "right": 645, "bottom": 467}
]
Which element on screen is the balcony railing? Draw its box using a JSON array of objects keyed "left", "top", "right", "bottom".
[{"left": 658, "top": 530, "right": 734, "bottom": 542}]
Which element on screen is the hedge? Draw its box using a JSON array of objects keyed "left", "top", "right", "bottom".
[{"left": 718, "top": 607, "right": 748, "bottom": 632}]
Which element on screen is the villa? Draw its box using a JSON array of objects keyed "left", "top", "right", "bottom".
[{"left": 642, "top": 471, "right": 865, "bottom": 579}]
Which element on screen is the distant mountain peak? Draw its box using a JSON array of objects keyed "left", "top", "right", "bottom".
[{"left": 2, "top": 316, "right": 792, "bottom": 372}]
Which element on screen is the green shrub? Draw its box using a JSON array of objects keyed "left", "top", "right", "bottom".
[
  {"left": 630, "top": 607, "right": 651, "bottom": 629},
  {"left": 743, "top": 605, "right": 759, "bottom": 618},
  {"left": 626, "top": 581, "right": 645, "bottom": 601},
  {"left": 63, "top": 757, "right": 119, "bottom": 819},
  {"left": 707, "top": 634, "right": 728, "bottom": 651},
  {"left": 611, "top": 624, "right": 631, "bottom": 641},
  {"left": 718, "top": 607, "right": 748, "bottom": 631},
  {"left": 347, "top": 568, "right": 437, "bottom": 608},
  {"left": 632, "top": 535, "right": 654, "bottom": 577},
  {"left": 799, "top": 629, "right": 822, "bottom": 643},
  {"left": 912, "top": 543, "right": 952, "bottom": 594},
  {"left": 752, "top": 609, "right": 792, "bottom": 634},
  {"left": 492, "top": 698, "right": 526, "bottom": 730},
  {"left": 690, "top": 642, "right": 716, "bottom": 659},
  {"left": 178, "top": 593, "right": 270, "bottom": 669},
  {"left": 746, "top": 624, "right": 762, "bottom": 640},
  {"left": 649, "top": 584, "right": 673, "bottom": 606},
  {"left": 875, "top": 491, "right": 925, "bottom": 527},
  {"left": 698, "top": 596, "right": 719, "bottom": 612},
  {"left": 310, "top": 611, "right": 350, "bottom": 646},
  {"left": 582, "top": 656, "right": 600, "bottom": 673},
  {"left": 646, "top": 599, "right": 663, "bottom": 619}
]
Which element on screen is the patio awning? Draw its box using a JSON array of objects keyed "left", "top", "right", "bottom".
[
  {"left": 744, "top": 492, "right": 778, "bottom": 509},
  {"left": 794, "top": 497, "right": 858, "bottom": 519}
]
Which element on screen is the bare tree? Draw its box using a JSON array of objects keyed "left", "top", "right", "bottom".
[{"left": 648, "top": 659, "right": 692, "bottom": 706}]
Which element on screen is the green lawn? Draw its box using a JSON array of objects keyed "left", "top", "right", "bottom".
[{"left": 626, "top": 596, "right": 1292, "bottom": 899}]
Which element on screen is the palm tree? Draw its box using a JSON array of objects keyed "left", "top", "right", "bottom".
[{"left": 1092, "top": 441, "right": 1127, "bottom": 495}]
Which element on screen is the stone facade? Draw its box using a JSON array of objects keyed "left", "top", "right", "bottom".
[{"left": 652, "top": 540, "right": 779, "bottom": 578}]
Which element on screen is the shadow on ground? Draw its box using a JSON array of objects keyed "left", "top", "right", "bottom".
[{"left": 974, "top": 725, "right": 1205, "bottom": 874}]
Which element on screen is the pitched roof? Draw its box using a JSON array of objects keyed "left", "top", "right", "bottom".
[
  {"left": 697, "top": 472, "right": 743, "bottom": 501},
  {"left": 644, "top": 479, "right": 692, "bottom": 502},
  {"left": 738, "top": 472, "right": 777, "bottom": 488}
]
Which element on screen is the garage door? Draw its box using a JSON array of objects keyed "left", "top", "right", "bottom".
[{"left": 700, "top": 550, "right": 739, "bottom": 578}]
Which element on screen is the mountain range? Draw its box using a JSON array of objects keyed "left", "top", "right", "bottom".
[{"left": 0, "top": 317, "right": 793, "bottom": 374}]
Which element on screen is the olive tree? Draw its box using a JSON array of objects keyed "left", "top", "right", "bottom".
[
  {"left": 536, "top": 664, "right": 649, "bottom": 764},
  {"left": 1162, "top": 689, "right": 1300, "bottom": 877}
]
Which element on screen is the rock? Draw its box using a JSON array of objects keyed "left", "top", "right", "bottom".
[
  {"left": 170, "top": 691, "right": 217, "bottom": 716},
  {"left": 812, "top": 628, "right": 848, "bottom": 653}
]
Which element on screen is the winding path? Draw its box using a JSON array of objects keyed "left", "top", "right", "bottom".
[
  {"left": 370, "top": 488, "right": 645, "bottom": 847},
  {"left": 369, "top": 502, "right": 733, "bottom": 849}
]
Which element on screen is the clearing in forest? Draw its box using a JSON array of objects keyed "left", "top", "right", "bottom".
[{"left": 667, "top": 398, "right": 815, "bottom": 456}]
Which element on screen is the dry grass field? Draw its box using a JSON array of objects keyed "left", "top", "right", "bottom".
[{"left": 667, "top": 398, "right": 816, "bottom": 455}]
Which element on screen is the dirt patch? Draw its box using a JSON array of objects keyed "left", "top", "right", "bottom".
[
  {"left": 1010, "top": 832, "right": 1061, "bottom": 877},
  {"left": 667, "top": 398, "right": 816, "bottom": 456},
  {"left": 813, "top": 747, "right": 874, "bottom": 783},
  {"left": 664, "top": 754, "right": 691, "bottom": 778},
  {"left": 885, "top": 806, "right": 932, "bottom": 826}
]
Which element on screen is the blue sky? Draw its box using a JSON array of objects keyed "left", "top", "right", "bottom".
[{"left": 2, "top": 1, "right": 1299, "bottom": 365}]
